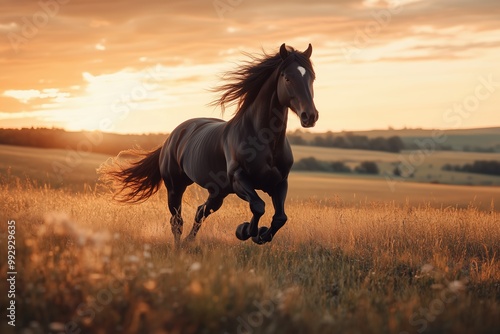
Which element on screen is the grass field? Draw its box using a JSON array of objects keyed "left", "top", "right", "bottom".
[
  {"left": 1, "top": 144, "right": 500, "bottom": 333},
  {"left": 292, "top": 145, "right": 500, "bottom": 186},
  {"left": 1, "top": 183, "right": 499, "bottom": 333},
  {"left": 1, "top": 143, "right": 500, "bottom": 195}
]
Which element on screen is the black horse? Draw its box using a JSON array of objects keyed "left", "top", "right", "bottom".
[{"left": 99, "top": 43, "right": 318, "bottom": 246}]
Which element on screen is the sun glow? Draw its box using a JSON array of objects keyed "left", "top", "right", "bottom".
[
  {"left": 1, "top": 0, "right": 499, "bottom": 133},
  {"left": 0, "top": 62, "right": 234, "bottom": 133}
]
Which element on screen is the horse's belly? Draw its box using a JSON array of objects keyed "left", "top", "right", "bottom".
[
  {"left": 184, "top": 158, "right": 230, "bottom": 192},
  {"left": 176, "top": 121, "right": 231, "bottom": 193}
]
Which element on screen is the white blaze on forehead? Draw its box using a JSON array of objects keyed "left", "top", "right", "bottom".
[{"left": 297, "top": 66, "right": 306, "bottom": 77}]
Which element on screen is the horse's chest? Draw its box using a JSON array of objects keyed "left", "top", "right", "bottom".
[{"left": 246, "top": 152, "right": 287, "bottom": 189}]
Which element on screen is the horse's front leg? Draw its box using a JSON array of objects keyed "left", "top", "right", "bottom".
[
  {"left": 231, "top": 169, "right": 265, "bottom": 241},
  {"left": 252, "top": 179, "right": 288, "bottom": 245}
]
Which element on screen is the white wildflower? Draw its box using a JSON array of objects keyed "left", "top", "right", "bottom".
[
  {"left": 421, "top": 264, "right": 434, "bottom": 273},
  {"left": 448, "top": 280, "right": 465, "bottom": 293},
  {"left": 188, "top": 262, "right": 202, "bottom": 272}
]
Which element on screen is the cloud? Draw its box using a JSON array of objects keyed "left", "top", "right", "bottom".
[
  {"left": 3, "top": 88, "right": 70, "bottom": 103},
  {"left": 1, "top": 0, "right": 498, "bottom": 71},
  {"left": 0, "top": 0, "right": 499, "bottom": 132},
  {"left": 3, "top": 89, "right": 42, "bottom": 103}
]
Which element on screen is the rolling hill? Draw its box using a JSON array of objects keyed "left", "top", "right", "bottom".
[{"left": 1, "top": 144, "right": 499, "bottom": 211}]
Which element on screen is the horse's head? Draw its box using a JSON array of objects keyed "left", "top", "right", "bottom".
[{"left": 277, "top": 43, "right": 319, "bottom": 128}]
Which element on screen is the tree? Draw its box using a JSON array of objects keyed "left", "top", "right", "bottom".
[
  {"left": 355, "top": 161, "right": 379, "bottom": 174},
  {"left": 312, "top": 136, "right": 326, "bottom": 147},
  {"left": 332, "top": 136, "right": 348, "bottom": 148},
  {"left": 368, "top": 137, "right": 389, "bottom": 152},
  {"left": 287, "top": 134, "right": 307, "bottom": 145},
  {"left": 292, "top": 157, "right": 329, "bottom": 172},
  {"left": 387, "top": 136, "right": 405, "bottom": 152},
  {"left": 331, "top": 161, "right": 351, "bottom": 173}
]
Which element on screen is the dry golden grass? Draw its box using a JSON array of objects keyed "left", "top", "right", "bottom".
[
  {"left": 289, "top": 173, "right": 500, "bottom": 210},
  {"left": 1, "top": 182, "right": 499, "bottom": 334}
]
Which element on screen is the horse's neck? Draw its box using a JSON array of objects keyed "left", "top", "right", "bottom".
[{"left": 240, "top": 72, "right": 288, "bottom": 141}]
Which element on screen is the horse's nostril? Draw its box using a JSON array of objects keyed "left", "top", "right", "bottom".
[{"left": 300, "top": 112, "right": 308, "bottom": 122}]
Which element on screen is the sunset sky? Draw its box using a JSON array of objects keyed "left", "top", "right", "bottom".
[{"left": 0, "top": 0, "right": 499, "bottom": 134}]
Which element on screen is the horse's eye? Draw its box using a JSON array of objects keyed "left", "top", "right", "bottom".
[{"left": 285, "top": 76, "right": 290, "bottom": 82}]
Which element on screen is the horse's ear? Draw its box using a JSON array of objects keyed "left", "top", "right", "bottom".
[
  {"left": 304, "top": 43, "right": 313, "bottom": 58},
  {"left": 279, "top": 43, "right": 289, "bottom": 60}
]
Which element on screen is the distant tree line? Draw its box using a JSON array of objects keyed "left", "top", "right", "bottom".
[
  {"left": 0, "top": 128, "right": 166, "bottom": 155},
  {"left": 442, "top": 160, "right": 500, "bottom": 176},
  {"left": 288, "top": 132, "right": 405, "bottom": 153},
  {"left": 462, "top": 145, "right": 500, "bottom": 153},
  {"left": 2, "top": 128, "right": 497, "bottom": 156},
  {"left": 0, "top": 128, "right": 404, "bottom": 154},
  {"left": 292, "top": 157, "right": 379, "bottom": 175}
]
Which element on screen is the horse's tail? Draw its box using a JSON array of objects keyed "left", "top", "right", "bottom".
[{"left": 98, "top": 146, "right": 163, "bottom": 204}]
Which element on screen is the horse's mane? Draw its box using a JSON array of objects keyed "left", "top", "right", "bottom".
[{"left": 210, "top": 46, "right": 315, "bottom": 116}]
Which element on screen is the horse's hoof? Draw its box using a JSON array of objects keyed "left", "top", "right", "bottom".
[
  {"left": 252, "top": 226, "right": 271, "bottom": 245},
  {"left": 235, "top": 222, "right": 251, "bottom": 241}
]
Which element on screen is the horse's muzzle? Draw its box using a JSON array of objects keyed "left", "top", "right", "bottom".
[{"left": 300, "top": 110, "right": 318, "bottom": 128}]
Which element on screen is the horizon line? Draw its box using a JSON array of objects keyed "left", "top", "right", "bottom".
[{"left": 1, "top": 125, "right": 499, "bottom": 136}]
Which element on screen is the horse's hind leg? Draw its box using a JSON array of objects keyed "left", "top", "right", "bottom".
[
  {"left": 166, "top": 184, "right": 187, "bottom": 247},
  {"left": 185, "top": 193, "right": 225, "bottom": 243}
]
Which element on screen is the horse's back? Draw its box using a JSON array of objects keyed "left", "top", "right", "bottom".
[{"left": 160, "top": 118, "right": 229, "bottom": 191}]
